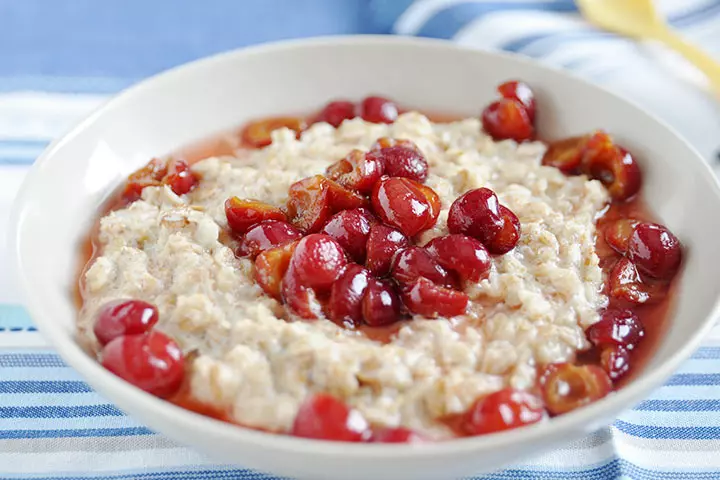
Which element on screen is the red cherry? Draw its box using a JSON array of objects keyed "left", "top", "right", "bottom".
[
  {"left": 326, "top": 178, "right": 367, "bottom": 212},
  {"left": 447, "top": 188, "right": 504, "bottom": 243},
  {"left": 164, "top": 159, "right": 198, "bottom": 195},
  {"left": 365, "top": 224, "right": 410, "bottom": 277},
  {"left": 627, "top": 223, "right": 682, "bottom": 280},
  {"left": 101, "top": 331, "right": 184, "bottom": 398},
  {"left": 282, "top": 267, "right": 323, "bottom": 319},
  {"left": 425, "top": 234, "right": 491, "bottom": 283},
  {"left": 321, "top": 208, "right": 375, "bottom": 263},
  {"left": 225, "top": 197, "right": 287, "bottom": 234},
  {"left": 124, "top": 158, "right": 167, "bottom": 201},
  {"left": 401, "top": 278, "right": 469, "bottom": 318},
  {"left": 390, "top": 246, "right": 456, "bottom": 289},
  {"left": 289, "top": 234, "right": 348, "bottom": 292},
  {"left": 497, "top": 81, "right": 536, "bottom": 122},
  {"left": 600, "top": 345, "right": 631, "bottom": 381},
  {"left": 542, "top": 135, "right": 589, "bottom": 174},
  {"left": 416, "top": 182, "right": 441, "bottom": 230},
  {"left": 326, "top": 149, "right": 385, "bottom": 194},
  {"left": 371, "top": 177, "right": 434, "bottom": 237},
  {"left": 371, "top": 427, "right": 426, "bottom": 443},
  {"left": 237, "top": 220, "right": 302, "bottom": 258},
  {"left": 369, "top": 144, "right": 428, "bottom": 183},
  {"left": 362, "top": 278, "right": 403, "bottom": 327},
  {"left": 93, "top": 299, "right": 159, "bottom": 346},
  {"left": 586, "top": 308, "right": 645, "bottom": 351},
  {"left": 242, "top": 117, "right": 306, "bottom": 148},
  {"left": 464, "top": 388, "right": 544, "bottom": 436},
  {"left": 541, "top": 363, "right": 612, "bottom": 416},
  {"left": 360, "top": 96, "right": 399, "bottom": 124},
  {"left": 604, "top": 219, "right": 639, "bottom": 255},
  {"left": 581, "top": 132, "right": 641, "bottom": 201},
  {"left": 315, "top": 101, "right": 356, "bottom": 127},
  {"left": 608, "top": 257, "right": 666, "bottom": 305},
  {"left": 291, "top": 394, "right": 370, "bottom": 442},
  {"left": 286, "top": 175, "right": 333, "bottom": 233},
  {"left": 255, "top": 241, "right": 298, "bottom": 300},
  {"left": 485, "top": 206, "right": 521, "bottom": 254},
  {"left": 481, "top": 99, "right": 534, "bottom": 142},
  {"left": 328, "top": 264, "right": 371, "bottom": 327}
]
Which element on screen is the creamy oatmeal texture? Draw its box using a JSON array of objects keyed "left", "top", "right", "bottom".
[{"left": 79, "top": 113, "right": 610, "bottom": 438}]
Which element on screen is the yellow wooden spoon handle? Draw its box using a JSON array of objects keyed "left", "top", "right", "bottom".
[{"left": 653, "top": 27, "right": 720, "bottom": 93}]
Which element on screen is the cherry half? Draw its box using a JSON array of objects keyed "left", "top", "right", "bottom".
[
  {"left": 464, "top": 388, "right": 544, "bottom": 435},
  {"left": 541, "top": 363, "right": 612, "bottom": 416}
]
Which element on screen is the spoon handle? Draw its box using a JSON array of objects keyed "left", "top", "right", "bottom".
[{"left": 654, "top": 27, "right": 720, "bottom": 94}]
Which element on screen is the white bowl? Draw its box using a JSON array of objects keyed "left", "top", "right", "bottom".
[{"left": 9, "top": 36, "right": 720, "bottom": 480}]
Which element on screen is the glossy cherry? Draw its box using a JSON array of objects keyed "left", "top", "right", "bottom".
[
  {"left": 604, "top": 219, "right": 639, "bottom": 255},
  {"left": 242, "top": 117, "right": 306, "bottom": 148},
  {"left": 464, "top": 388, "right": 544, "bottom": 435},
  {"left": 481, "top": 99, "right": 534, "bottom": 142},
  {"left": 291, "top": 394, "right": 370, "bottom": 441},
  {"left": 254, "top": 241, "right": 298, "bottom": 299},
  {"left": 362, "top": 279, "right": 403, "bottom": 327},
  {"left": 416, "top": 182, "right": 441, "bottom": 230},
  {"left": 541, "top": 363, "right": 612, "bottom": 416},
  {"left": 315, "top": 101, "right": 356, "bottom": 127},
  {"left": 608, "top": 257, "right": 666, "bottom": 305},
  {"left": 447, "top": 188, "right": 504, "bottom": 243},
  {"left": 485, "top": 205, "right": 521, "bottom": 254},
  {"left": 237, "top": 220, "right": 302, "bottom": 258},
  {"left": 321, "top": 208, "right": 375, "bottom": 263},
  {"left": 541, "top": 136, "right": 588, "bottom": 174},
  {"left": 627, "top": 223, "right": 682, "bottom": 280},
  {"left": 101, "top": 331, "right": 184, "bottom": 398},
  {"left": 371, "top": 177, "right": 437, "bottom": 237},
  {"left": 289, "top": 234, "right": 348, "bottom": 292},
  {"left": 600, "top": 345, "right": 631, "bottom": 381},
  {"left": 164, "top": 159, "right": 198, "bottom": 195},
  {"left": 497, "top": 80, "right": 536, "bottom": 122},
  {"left": 581, "top": 132, "right": 641, "bottom": 201},
  {"left": 364, "top": 224, "right": 410, "bottom": 277},
  {"left": 586, "top": 308, "right": 645, "bottom": 351},
  {"left": 326, "top": 149, "right": 385, "bottom": 194},
  {"left": 401, "top": 277, "right": 469, "bottom": 318},
  {"left": 326, "top": 178, "right": 367, "bottom": 211},
  {"left": 124, "top": 158, "right": 167, "bottom": 200},
  {"left": 328, "top": 264, "right": 371, "bottom": 327},
  {"left": 369, "top": 144, "right": 428, "bottom": 183},
  {"left": 390, "top": 246, "right": 456, "bottom": 289},
  {"left": 425, "top": 234, "right": 492, "bottom": 283},
  {"left": 225, "top": 197, "right": 286, "bottom": 234},
  {"left": 286, "top": 175, "right": 332, "bottom": 233},
  {"left": 93, "top": 299, "right": 159, "bottom": 346},
  {"left": 360, "top": 96, "right": 399, "bottom": 124}
]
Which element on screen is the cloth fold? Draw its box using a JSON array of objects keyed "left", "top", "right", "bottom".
[{"left": 2, "top": 1, "right": 720, "bottom": 478}]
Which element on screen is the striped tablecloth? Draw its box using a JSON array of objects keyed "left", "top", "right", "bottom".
[{"left": 2, "top": 1, "right": 720, "bottom": 478}]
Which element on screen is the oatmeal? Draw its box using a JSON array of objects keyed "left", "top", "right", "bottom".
[{"left": 79, "top": 112, "right": 610, "bottom": 438}]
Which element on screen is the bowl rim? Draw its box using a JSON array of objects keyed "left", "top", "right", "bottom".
[{"left": 9, "top": 34, "right": 720, "bottom": 458}]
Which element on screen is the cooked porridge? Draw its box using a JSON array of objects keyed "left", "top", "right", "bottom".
[{"left": 78, "top": 86, "right": 683, "bottom": 442}]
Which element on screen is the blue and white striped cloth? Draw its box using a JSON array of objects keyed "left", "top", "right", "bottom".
[{"left": 2, "top": 1, "right": 720, "bottom": 478}]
